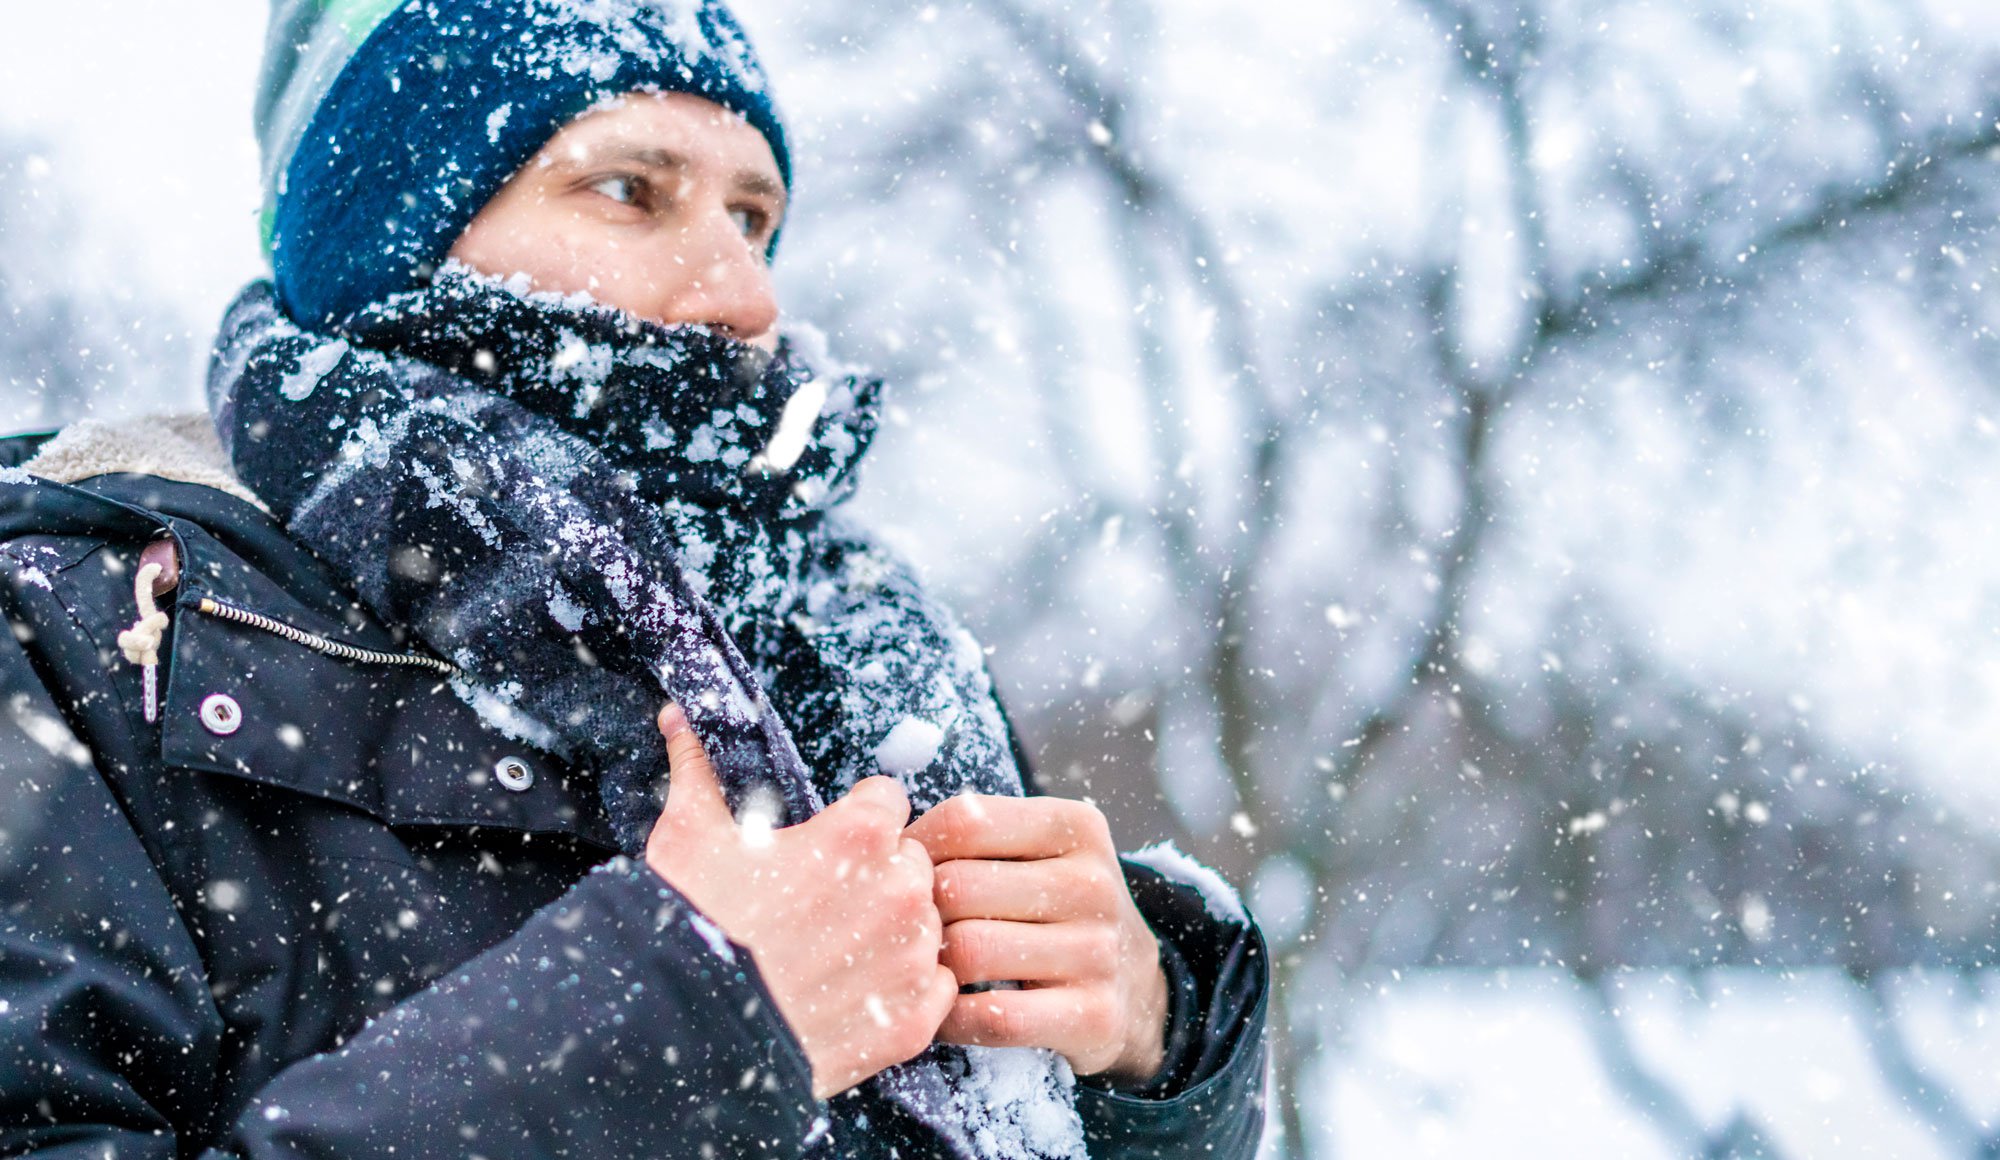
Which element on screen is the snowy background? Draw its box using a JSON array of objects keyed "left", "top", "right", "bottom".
[{"left": 6, "top": 0, "right": 2000, "bottom": 1155}]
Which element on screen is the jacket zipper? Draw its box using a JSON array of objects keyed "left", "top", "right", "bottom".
[{"left": 194, "top": 597, "right": 459, "bottom": 676}]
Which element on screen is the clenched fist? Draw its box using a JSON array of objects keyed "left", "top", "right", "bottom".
[
  {"left": 906, "top": 794, "right": 1170, "bottom": 1084},
  {"left": 643, "top": 704, "right": 959, "bottom": 1099}
]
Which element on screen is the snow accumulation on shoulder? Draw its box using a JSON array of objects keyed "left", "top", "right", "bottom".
[
  {"left": 1128, "top": 841, "right": 1248, "bottom": 926},
  {"left": 873, "top": 716, "right": 944, "bottom": 777}
]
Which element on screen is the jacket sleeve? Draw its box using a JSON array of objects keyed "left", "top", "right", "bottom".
[
  {"left": 1069, "top": 861, "right": 1271, "bottom": 1159},
  {"left": 0, "top": 588, "right": 822, "bottom": 1158},
  {"left": 223, "top": 859, "right": 821, "bottom": 1158}
]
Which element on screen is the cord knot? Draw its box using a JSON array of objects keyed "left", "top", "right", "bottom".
[{"left": 118, "top": 562, "right": 170, "bottom": 668}]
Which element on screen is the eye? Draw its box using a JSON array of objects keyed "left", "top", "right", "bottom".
[
  {"left": 590, "top": 175, "right": 642, "bottom": 206},
  {"left": 730, "top": 207, "right": 770, "bottom": 241}
]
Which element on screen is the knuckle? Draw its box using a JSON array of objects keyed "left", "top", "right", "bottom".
[
  {"left": 931, "top": 796, "right": 976, "bottom": 842},
  {"left": 961, "top": 997, "right": 1007, "bottom": 1043},
  {"left": 994, "top": 1001, "right": 1038, "bottom": 1045},
  {"left": 888, "top": 880, "right": 931, "bottom": 927},
  {"left": 933, "top": 860, "right": 968, "bottom": 904},
  {"left": 913, "top": 912, "right": 943, "bottom": 957},
  {"left": 898, "top": 942, "right": 935, "bottom": 986},
  {"left": 666, "top": 734, "right": 704, "bottom": 770},
  {"left": 1053, "top": 857, "right": 1097, "bottom": 900},
  {"left": 857, "top": 775, "right": 912, "bottom": 813},
  {"left": 909, "top": 854, "right": 940, "bottom": 895},
  {"left": 920, "top": 796, "right": 984, "bottom": 852},
  {"left": 945, "top": 922, "right": 994, "bottom": 974},
  {"left": 828, "top": 807, "right": 891, "bottom": 854},
  {"left": 1084, "top": 924, "right": 1122, "bottom": 968},
  {"left": 900, "top": 839, "right": 936, "bottom": 882},
  {"left": 1092, "top": 992, "right": 1122, "bottom": 1039},
  {"left": 1080, "top": 855, "right": 1123, "bottom": 896},
  {"left": 1080, "top": 999, "right": 1118, "bottom": 1048},
  {"left": 896, "top": 1013, "right": 937, "bottom": 1061},
  {"left": 861, "top": 819, "right": 902, "bottom": 859},
  {"left": 1065, "top": 799, "right": 1112, "bottom": 846}
]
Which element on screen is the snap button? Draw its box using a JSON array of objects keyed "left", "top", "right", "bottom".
[
  {"left": 494, "top": 756, "right": 535, "bottom": 793},
  {"left": 199, "top": 694, "right": 243, "bottom": 736}
]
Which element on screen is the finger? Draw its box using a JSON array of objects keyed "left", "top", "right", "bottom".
[
  {"left": 828, "top": 774, "right": 914, "bottom": 829},
  {"left": 896, "top": 836, "right": 936, "bottom": 887},
  {"left": 939, "top": 918, "right": 1104, "bottom": 986},
  {"left": 905, "top": 794, "right": 1108, "bottom": 864},
  {"left": 879, "top": 965, "right": 961, "bottom": 1079},
  {"left": 918, "top": 963, "right": 960, "bottom": 1037},
  {"left": 894, "top": 837, "right": 942, "bottom": 943},
  {"left": 933, "top": 857, "right": 1083, "bottom": 924},
  {"left": 657, "top": 703, "right": 733, "bottom": 828},
  {"left": 936, "top": 987, "right": 1093, "bottom": 1053},
  {"left": 799, "top": 779, "right": 914, "bottom": 864}
]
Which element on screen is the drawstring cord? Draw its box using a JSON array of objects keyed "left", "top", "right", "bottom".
[
  {"left": 118, "top": 559, "right": 170, "bottom": 723},
  {"left": 112, "top": 535, "right": 451, "bottom": 725}
]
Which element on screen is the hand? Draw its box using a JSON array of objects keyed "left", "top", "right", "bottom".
[
  {"left": 904, "top": 795, "right": 1169, "bottom": 1083},
  {"left": 644, "top": 705, "right": 959, "bottom": 1099}
]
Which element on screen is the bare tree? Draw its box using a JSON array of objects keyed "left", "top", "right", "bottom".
[{"left": 750, "top": 0, "right": 2000, "bottom": 1150}]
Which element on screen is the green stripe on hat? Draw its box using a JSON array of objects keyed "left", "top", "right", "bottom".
[
  {"left": 328, "top": 0, "right": 404, "bottom": 37},
  {"left": 256, "top": 0, "right": 408, "bottom": 252}
]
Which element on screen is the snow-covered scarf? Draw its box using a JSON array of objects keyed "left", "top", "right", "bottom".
[{"left": 207, "top": 267, "right": 1086, "bottom": 1160}]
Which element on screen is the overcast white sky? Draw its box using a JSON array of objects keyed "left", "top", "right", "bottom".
[{"left": 3, "top": 1, "right": 267, "bottom": 347}]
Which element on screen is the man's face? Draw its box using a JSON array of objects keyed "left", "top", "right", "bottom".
[{"left": 449, "top": 91, "right": 786, "bottom": 350}]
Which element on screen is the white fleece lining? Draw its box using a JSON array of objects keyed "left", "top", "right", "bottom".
[{"left": 22, "top": 413, "right": 271, "bottom": 513}]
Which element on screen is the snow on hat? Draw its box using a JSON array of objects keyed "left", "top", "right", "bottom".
[{"left": 257, "top": 0, "right": 791, "bottom": 327}]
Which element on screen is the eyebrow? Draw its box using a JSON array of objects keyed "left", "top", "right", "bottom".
[{"left": 591, "top": 144, "right": 785, "bottom": 204}]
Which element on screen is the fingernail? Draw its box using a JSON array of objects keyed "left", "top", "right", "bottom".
[{"left": 659, "top": 702, "right": 688, "bottom": 736}]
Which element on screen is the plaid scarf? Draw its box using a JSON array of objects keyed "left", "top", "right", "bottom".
[{"left": 207, "top": 266, "right": 1085, "bottom": 1159}]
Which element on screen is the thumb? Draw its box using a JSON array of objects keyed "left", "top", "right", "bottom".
[{"left": 657, "top": 703, "right": 734, "bottom": 829}]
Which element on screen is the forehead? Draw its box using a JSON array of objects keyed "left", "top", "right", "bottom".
[{"left": 545, "top": 90, "right": 781, "bottom": 182}]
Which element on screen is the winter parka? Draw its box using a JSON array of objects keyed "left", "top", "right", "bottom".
[{"left": 0, "top": 420, "right": 1269, "bottom": 1158}]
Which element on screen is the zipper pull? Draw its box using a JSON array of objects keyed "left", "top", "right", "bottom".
[{"left": 116, "top": 539, "right": 179, "bottom": 724}]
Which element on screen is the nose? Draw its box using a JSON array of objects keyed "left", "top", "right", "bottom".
[{"left": 659, "top": 211, "right": 779, "bottom": 347}]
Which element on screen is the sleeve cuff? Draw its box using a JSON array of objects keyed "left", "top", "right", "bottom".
[
  {"left": 1071, "top": 858, "right": 1271, "bottom": 1157},
  {"left": 1083, "top": 923, "right": 1203, "bottom": 1098}
]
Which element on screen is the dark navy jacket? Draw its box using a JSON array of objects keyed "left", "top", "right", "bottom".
[{"left": 0, "top": 436, "right": 1267, "bottom": 1158}]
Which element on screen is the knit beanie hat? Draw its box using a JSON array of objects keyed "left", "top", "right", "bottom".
[{"left": 256, "top": 0, "right": 791, "bottom": 328}]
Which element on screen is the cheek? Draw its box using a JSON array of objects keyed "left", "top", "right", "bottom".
[
  {"left": 453, "top": 218, "right": 696, "bottom": 319},
  {"left": 449, "top": 204, "right": 605, "bottom": 292},
  {"left": 533, "top": 231, "right": 708, "bottom": 326}
]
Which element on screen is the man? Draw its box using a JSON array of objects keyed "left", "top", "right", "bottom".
[{"left": 0, "top": 2, "right": 1267, "bottom": 1155}]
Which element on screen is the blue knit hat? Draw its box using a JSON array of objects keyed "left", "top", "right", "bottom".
[{"left": 258, "top": 0, "right": 791, "bottom": 328}]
